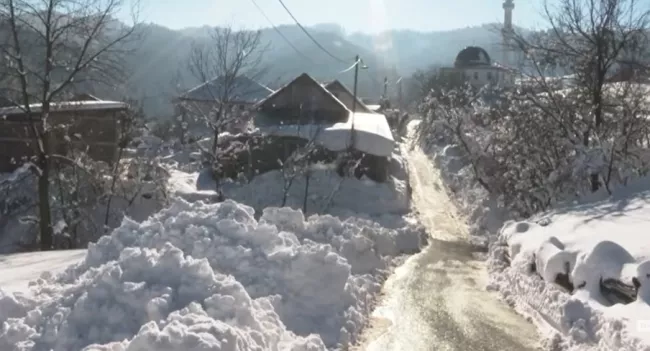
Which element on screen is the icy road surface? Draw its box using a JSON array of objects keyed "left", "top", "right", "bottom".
[{"left": 355, "top": 122, "right": 541, "bottom": 351}]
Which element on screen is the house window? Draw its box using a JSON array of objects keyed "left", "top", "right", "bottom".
[
  {"left": 473, "top": 72, "right": 479, "bottom": 80},
  {"left": 487, "top": 72, "right": 493, "bottom": 80}
]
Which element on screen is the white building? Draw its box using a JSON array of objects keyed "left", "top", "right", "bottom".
[
  {"left": 438, "top": 1, "right": 518, "bottom": 89},
  {"left": 440, "top": 46, "right": 516, "bottom": 89}
]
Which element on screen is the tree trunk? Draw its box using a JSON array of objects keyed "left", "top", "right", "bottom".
[
  {"left": 303, "top": 171, "right": 310, "bottom": 213},
  {"left": 38, "top": 155, "right": 54, "bottom": 250}
]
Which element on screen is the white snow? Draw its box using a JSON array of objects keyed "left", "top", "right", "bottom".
[
  {"left": 259, "top": 112, "right": 395, "bottom": 157},
  {"left": 0, "top": 100, "right": 127, "bottom": 116},
  {"left": 495, "top": 192, "right": 650, "bottom": 350},
  {"left": 167, "top": 148, "right": 411, "bottom": 218},
  {"left": 0, "top": 250, "right": 86, "bottom": 293},
  {"left": 414, "top": 117, "right": 650, "bottom": 350},
  {"left": 0, "top": 197, "right": 423, "bottom": 350}
]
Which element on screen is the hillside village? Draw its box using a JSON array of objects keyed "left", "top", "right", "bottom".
[{"left": 2, "top": 0, "right": 650, "bottom": 350}]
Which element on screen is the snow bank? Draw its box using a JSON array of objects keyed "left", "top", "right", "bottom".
[
  {"left": 492, "top": 189, "right": 650, "bottom": 350},
  {"left": 0, "top": 199, "right": 424, "bottom": 350},
  {"left": 223, "top": 165, "right": 409, "bottom": 217},
  {"left": 168, "top": 150, "right": 410, "bottom": 218},
  {"left": 413, "top": 117, "right": 650, "bottom": 350}
]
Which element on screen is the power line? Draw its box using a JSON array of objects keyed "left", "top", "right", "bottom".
[
  {"left": 277, "top": 0, "right": 350, "bottom": 64},
  {"left": 249, "top": 0, "right": 312, "bottom": 62}
]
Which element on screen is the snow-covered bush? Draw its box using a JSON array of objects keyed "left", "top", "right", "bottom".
[
  {"left": 417, "top": 82, "right": 650, "bottom": 218},
  {"left": 0, "top": 199, "right": 424, "bottom": 350},
  {"left": 0, "top": 152, "right": 170, "bottom": 252}
]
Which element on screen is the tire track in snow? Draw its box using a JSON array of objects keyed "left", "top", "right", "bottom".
[{"left": 354, "top": 121, "right": 541, "bottom": 351}]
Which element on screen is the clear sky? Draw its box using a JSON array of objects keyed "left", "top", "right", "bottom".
[{"left": 130, "top": 0, "right": 551, "bottom": 33}]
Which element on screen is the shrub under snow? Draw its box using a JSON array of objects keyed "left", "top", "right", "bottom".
[{"left": 0, "top": 199, "right": 424, "bottom": 351}]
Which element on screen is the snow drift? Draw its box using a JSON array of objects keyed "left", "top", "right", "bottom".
[
  {"left": 412, "top": 117, "right": 650, "bottom": 350},
  {"left": 0, "top": 199, "right": 424, "bottom": 351},
  {"left": 493, "top": 191, "right": 650, "bottom": 350},
  {"left": 170, "top": 150, "right": 411, "bottom": 218}
]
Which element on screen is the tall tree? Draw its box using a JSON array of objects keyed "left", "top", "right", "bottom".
[
  {"left": 185, "top": 26, "right": 268, "bottom": 152},
  {"left": 0, "top": 0, "right": 140, "bottom": 250},
  {"left": 183, "top": 26, "right": 268, "bottom": 196},
  {"left": 511, "top": 0, "right": 650, "bottom": 192}
]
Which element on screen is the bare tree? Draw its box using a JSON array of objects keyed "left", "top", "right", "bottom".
[
  {"left": 0, "top": 0, "right": 140, "bottom": 250},
  {"left": 180, "top": 26, "right": 269, "bottom": 196},
  {"left": 510, "top": 0, "right": 650, "bottom": 191},
  {"left": 414, "top": 0, "right": 650, "bottom": 218},
  {"left": 184, "top": 26, "right": 268, "bottom": 152}
]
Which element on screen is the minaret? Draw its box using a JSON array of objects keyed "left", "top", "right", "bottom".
[{"left": 502, "top": 0, "right": 514, "bottom": 66}]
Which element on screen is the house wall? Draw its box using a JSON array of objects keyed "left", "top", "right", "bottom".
[
  {"left": 0, "top": 108, "right": 122, "bottom": 172},
  {"left": 259, "top": 77, "right": 348, "bottom": 125},
  {"left": 441, "top": 67, "right": 515, "bottom": 88}
]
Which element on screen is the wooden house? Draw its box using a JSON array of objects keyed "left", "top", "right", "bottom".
[
  {"left": 0, "top": 99, "right": 128, "bottom": 172},
  {"left": 255, "top": 73, "right": 349, "bottom": 126}
]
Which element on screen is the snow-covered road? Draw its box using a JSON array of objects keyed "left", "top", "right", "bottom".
[{"left": 355, "top": 125, "right": 541, "bottom": 350}]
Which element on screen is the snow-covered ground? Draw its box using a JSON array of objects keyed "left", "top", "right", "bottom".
[
  {"left": 0, "top": 250, "right": 86, "bottom": 293},
  {"left": 492, "top": 185, "right": 650, "bottom": 351},
  {"left": 420, "top": 117, "right": 650, "bottom": 350},
  {"left": 0, "top": 141, "right": 423, "bottom": 350},
  {"left": 0, "top": 199, "right": 423, "bottom": 350}
]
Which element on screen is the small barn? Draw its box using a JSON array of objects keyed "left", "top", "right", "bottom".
[{"left": 0, "top": 99, "right": 128, "bottom": 172}]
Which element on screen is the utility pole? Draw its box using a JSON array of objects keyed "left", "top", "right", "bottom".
[
  {"left": 349, "top": 55, "right": 360, "bottom": 151},
  {"left": 397, "top": 77, "right": 403, "bottom": 110}
]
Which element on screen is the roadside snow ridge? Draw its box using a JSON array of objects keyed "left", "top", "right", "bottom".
[{"left": 0, "top": 199, "right": 423, "bottom": 351}]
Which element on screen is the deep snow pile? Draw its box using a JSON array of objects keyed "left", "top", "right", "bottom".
[
  {"left": 490, "top": 187, "right": 650, "bottom": 351},
  {"left": 415, "top": 117, "right": 650, "bottom": 350},
  {"left": 0, "top": 199, "right": 423, "bottom": 351},
  {"left": 222, "top": 162, "right": 409, "bottom": 218},
  {"left": 169, "top": 150, "right": 410, "bottom": 218}
]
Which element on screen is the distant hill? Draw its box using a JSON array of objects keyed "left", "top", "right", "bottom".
[
  {"left": 101, "top": 23, "right": 400, "bottom": 117},
  {"left": 3, "top": 21, "right": 508, "bottom": 117},
  {"left": 347, "top": 24, "right": 507, "bottom": 75}
]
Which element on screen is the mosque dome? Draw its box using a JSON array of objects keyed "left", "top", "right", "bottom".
[{"left": 454, "top": 46, "right": 492, "bottom": 68}]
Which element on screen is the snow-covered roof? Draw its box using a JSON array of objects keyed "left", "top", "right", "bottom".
[
  {"left": 254, "top": 73, "right": 394, "bottom": 156},
  {"left": 0, "top": 100, "right": 128, "bottom": 116},
  {"left": 259, "top": 111, "right": 395, "bottom": 157}
]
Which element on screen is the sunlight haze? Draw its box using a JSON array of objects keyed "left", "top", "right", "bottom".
[{"left": 132, "top": 0, "right": 549, "bottom": 32}]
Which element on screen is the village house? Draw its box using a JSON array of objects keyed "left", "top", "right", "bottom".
[
  {"left": 254, "top": 73, "right": 395, "bottom": 158},
  {"left": 0, "top": 97, "right": 128, "bottom": 172},
  {"left": 175, "top": 75, "right": 274, "bottom": 135}
]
